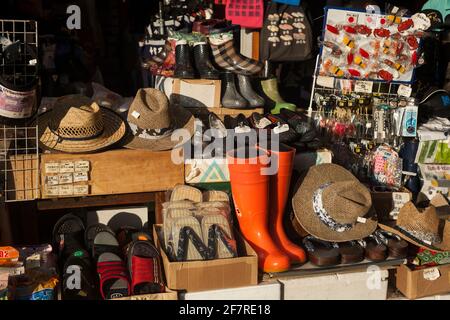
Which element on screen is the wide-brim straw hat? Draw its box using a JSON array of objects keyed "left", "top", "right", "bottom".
[
  {"left": 124, "top": 88, "right": 195, "bottom": 151},
  {"left": 292, "top": 164, "right": 378, "bottom": 242},
  {"left": 379, "top": 194, "right": 450, "bottom": 252},
  {"left": 35, "top": 95, "right": 126, "bottom": 153}
]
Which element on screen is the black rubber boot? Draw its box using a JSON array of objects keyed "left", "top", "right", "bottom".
[
  {"left": 221, "top": 71, "right": 248, "bottom": 109},
  {"left": 193, "top": 43, "right": 220, "bottom": 80},
  {"left": 237, "top": 74, "right": 265, "bottom": 108},
  {"left": 174, "top": 41, "right": 195, "bottom": 79}
]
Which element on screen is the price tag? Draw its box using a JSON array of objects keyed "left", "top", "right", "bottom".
[
  {"left": 59, "top": 185, "right": 74, "bottom": 196},
  {"left": 58, "top": 173, "right": 74, "bottom": 185},
  {"left": 73, "top": 185, "right": 89, "bottom": 196},
  {"left": 256, "top": 117, "right": 273, "bottom": 129},
  {"left": 316, "top": 76, "right": 335, "bottom": 88},
  {"left": 45, "top": 186, "right": 59, "bottom": 196},
  {"left": 59, "top": 161, "right": 75, "bottom": 173},
  {"left": 423, "top": 267, "right": 440, "bottom": 281},
  {"left": 73, "top": 172, "right": 89, "bottom": 183},
  {"left": 75, "top": 161, "right": 90, "bottom": 173},
  {"left": 46, "top": 175, "right": 59, "bottom": 186},
  {"left": 44, "top": 162, "right": 60, "bottom": 174},
  {"left": 235, "top": 126, "right": 251, "bottom": 134},
  {"left": 390, "top": 192, "right": 411, "bottom": 220},
  {"left": 397, "top": 84, "right": 412, "bottom": 97},
  {"left": 273, "top": 124, "right": 290, "bottom": 134},
  {"left": 354, "top": 81, "right": 373, "bottom": 94}
]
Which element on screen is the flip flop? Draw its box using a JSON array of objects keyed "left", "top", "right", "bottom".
[
  {"left": 62, "top": 249, "right": 98, "bottom": 300},
  {"left": 92, "top": 231, "right": 120, "bottom": 261},
  {"left": 85, "top": 223, "right": 116, "bottom": 252},
  {"left": 375, "top": 230, "right": 408, "bottom": 259},
  {"left": 303, "top": 236, "right": 341, "bottom": 266},
  {"left": 97, "top": 252, "right": 130, "bottom": 300},
  {"left": 171, "top": 216, "right": 208, "bottom": 261},
  {"left": 201, "top": 214, "right": 237, "bottom": 259},
  {"left": 52, "top": 214, "right": 85, "bottom": 253},
  {"left": 203, "top": 190, "right": 230, "bottom": 203},
  {"left": 361, "top": 235, "right": 388, "bottom": 262},
  {"left": 163, "top": 209, "right": 195, "bottom": 249},
  {"left": 128, "top": 241, "right": 165, "bottom": 295},
  {"left": 335, "top": 241, "right": 365, "bottom": 264}
]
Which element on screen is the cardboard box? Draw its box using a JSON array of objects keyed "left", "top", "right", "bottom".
[
  {"left": 113, "top": 288, "right": 178, "bottom": 300},
  {"left": 181, "top": 282, "right": 281, "bottom": 300},
  {"left": 172, "top": 79, "right": 221, "bottom": 108},
  {"left": 40, "top": 149, "right": 184, "bottom": 199},
  {"left": 280, "top": 269, "right": 389, "bottom": 300},
  {"left": 185, "top": 158, "right": 229, "bottom": 184},
  {"left": 396, "top": 264, "right": 450, "bottom": 300},
  {"left": 153, "top": 225, "right": 258, "bottom": 292}
]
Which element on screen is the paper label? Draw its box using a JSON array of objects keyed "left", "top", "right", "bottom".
[
  {"left": 256, "top": 117, "right": 273, "bottom": 129},
  {"left": 354, "top": 81, "right": 373, "bottom": 94},
  {"left": 46, "top": 175, "right": 59, "bottom": 186},
  {"left": 397, "top": 84, "right": 412, "bottom": 97},
  {"left": 44, "top": 163, "right": 60, "bottom": 174},
  {"left": 73, "top": 185, "right": 89, "bottom": 196},
  {"left": 131, "top": 111, "right": 140, "bottom": 119},
  {"left": 316, "top": 76, "right": 335, "bottom": 88},
  {"left": 273, "top": 124, "right": 290, "bottom": 134},
  {"left": 73, "top": 172, "right": 89, "bottom": 183},
  {"left": 58, "top": 173, "right": 73, "bottom": 185},
  {"left": 59, "top": 161, "right": 75, "bottom": 173},
  {"left": 59, "top": 185, "right": 74, "bottom": 196},
  {"left": 423, "top": 267, "right": 441, "bottom": 281},
  {"left": 234, "top": 126, "right": 252, "bottom": 134},
  {"left": 390, "top": 192, "right": 411, "bottom": 220},
  {"left": 45, "top": 186, "right": 59, "bottom": 196},
  {"left": 75, "top": 161, "right": 90, "bottom": 173}
]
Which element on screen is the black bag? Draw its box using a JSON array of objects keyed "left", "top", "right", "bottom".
[
  {"left": 260, "top": 2, "right": 314, "bottom": 62},
  {"left": 418, "top": 88, "right": 450, "bottom": 123}
]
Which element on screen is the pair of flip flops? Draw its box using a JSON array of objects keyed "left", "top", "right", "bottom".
[{"left": 303, "top": 236, "right": 365, "bottom": 266}]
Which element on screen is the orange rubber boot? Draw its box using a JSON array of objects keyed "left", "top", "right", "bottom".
[
  {"left": 227, "top": 147, "right": 290, "bottom": 273},
  {"left": 265, "top": 145, "right": 307, "bottom": 264}
]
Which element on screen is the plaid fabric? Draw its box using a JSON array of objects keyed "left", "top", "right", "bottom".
[
  {"left": 210, "top": 39, "right": 263, "bottom": 75},
  {"left": 226, "top": 0, "right": 264, "bottom": 28}
]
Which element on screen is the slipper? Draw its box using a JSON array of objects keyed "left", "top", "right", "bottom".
[
  {"left": 128, "top": 241, "right": 165, "bottom": 295},
  {"left": 170, "top": 185, "right": 203, "bottom": 203},
  {"left": 92, "top": 231, "right": 120, "bottom": 261},
  {"left": 335, "top": 241, "right": 365, "bottom": 264},
  {"left": 360, "top": 235, "right": 388, "bottom": 262},
  {"left": 162, "top": 200, "right": 196, "bottom": 210},
  {"left": 97, "top": 252, "right": 130, "bottom": 300},
  {"left": 164, "top": 209, "right": 195, "bottom": 249},
  {"left": 266, "top": 114, "right": 300, "bottom": 144},
  {"left": 201, "top": 214, "right": 237, "bottom": 259},
  {"left": 375, "top": 230, "right": 408, "bottom": 259},
  {"left": 203, "top": 190, "right": 230, "bottom": 203},
  {"left": 171, "top": 216, "right": 208, "bottom": 261},
  {"left": 303, "top": 236, "right": 341, "bottom": 266},
  {"left": 62, "top": 249, "right": 98, "bottom": 300},
  {"left": 52, "top": 214, "right": 85, "bottom": 254},
  {"left": 85, "top": 223, "right": 116, "bottom": 252}
]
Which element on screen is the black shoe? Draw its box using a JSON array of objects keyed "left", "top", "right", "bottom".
[
  {"left": 221, "top": 71, "right": 248, "bottom": 109},
  {"left": 248, "top": 112, "right": 276, "bottom": 130},
  {"left": 279, "top": 109, "right": 317, "bottom": 142},
  {"left": 193, "top": 43, "right": 220, "bottom": 80},
  {"left": 174, "top": 41, "right": 195, "bottom": 79},
  {"left": 266, "top": 114, "right": 299, "bottom": 144}
]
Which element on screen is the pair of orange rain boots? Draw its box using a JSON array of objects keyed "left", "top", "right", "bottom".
[{"left": 227, "top": 145, "right": 306, "bottom": 273}]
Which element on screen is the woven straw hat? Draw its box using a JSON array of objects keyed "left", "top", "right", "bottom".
[
  {"left": 35, "top": 95, "right": 126, "bottom": 153},
  {"left": 292, "top": 164, "right": 377, "bottom": 242},
  {"left": 379, "top": 194, "right": 450, "bottom": 252},
  {"left": 124, "top": 88, "right": 195, "bottom": 151}
]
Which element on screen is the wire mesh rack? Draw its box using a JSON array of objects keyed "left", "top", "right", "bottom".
[{"left": 0, "top": 19, "right": 40, "bottom": 202}]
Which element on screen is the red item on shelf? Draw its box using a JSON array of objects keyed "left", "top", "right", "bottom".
[
  {"left": 326, "top": 24, "right": 340, "bottom": 35},
  {"left": 226, "top": 0, "right": 263, "bottom": 28}
]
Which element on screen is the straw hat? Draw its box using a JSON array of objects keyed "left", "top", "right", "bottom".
[
  {"left": 35, "top": 95, "right": 126, "bottom": 153},
  {"left": 292, "top": 164, "right": 377, "bottom": 242},
  {"left": 379, "top": 194, "right": 450, "bottom": 252},
  {"left": 124, "top": 88, "right": 195, "bottom": 151}
]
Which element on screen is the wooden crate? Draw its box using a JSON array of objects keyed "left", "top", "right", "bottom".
[
  {"left": 5, "top": 154, "right": 40, "bottom": 201},
  {"left": 40, "top": 149, "right": 184, "bottom": 199}
]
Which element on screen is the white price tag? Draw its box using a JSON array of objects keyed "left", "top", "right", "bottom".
[
  {"left": 46, "top": 175, "right": 59, "bottom": 186},
  {"left": 45, "top": 162, "right": 60, "bottom": 174},
  {"left": 397, "top": 84, "right": 412, "bottom": 97},
  {"left": 131, "top": 111, "right": 140, "bottom": 119},
  {"left": 73, "top": 172, "right": 89, "bottom": 183},
  {"left": 423, "top": 267, "right": 441, "bottom": 281},
  {"left": 316, "top": 76, "right": 335, "bottom": 89},
  {"left": 45, "top": 186, "right": 59, "bottom": 196},
  {"left": 273, "top": 124, "right": 290, "bottom": 134},
  {"left": 256, "top": 117, "right": 273, "bottom": 129},
  {"left": 235, "top": 126, "right": 251, "bottom": 134},
  {"left": 73, "top": 185, "right": 89, "bottom": 196},
  {"left": 354, "top": 81, "right": 373, "bottom": 94},
  {"left": 75, "top": 161, "right": 90, "bottom": 173},
  {"left": 59, "top": 161, "right": 75, "bottom": 173},
  {"left": 58, "top": 173, "right": 74, "bottom": 185},
  {"left": 59, "top": 185, "right": 74, "bottom": 196}
]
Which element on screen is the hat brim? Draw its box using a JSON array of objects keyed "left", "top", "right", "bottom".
[
  {"left": 35, "top": 107, "right": 126, "bottom": 154},
  {"left": 292, "top": 164, "right": 378, "bottom": 242},
  {"left": 123, "top": 103, "right": 195, "bottom": 152},
  {"left": 378, "top": 222, "right": 447, "bottom": 252}
]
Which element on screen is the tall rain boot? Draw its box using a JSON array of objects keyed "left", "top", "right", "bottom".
[
  {"left": 260, "top": 144, "right": 307, "bottom": 264},
  {"left": 227, "top": 147, "right": 290, "bottom": 273},
  {"left": 193, "top": 42, "right": 220, "bottom": 79},
  {"left": 261, "top": 78, "right": 296, "bottom": 114},
  {"left": 174, "top": 40, "right": 195, "bottom": 79}
]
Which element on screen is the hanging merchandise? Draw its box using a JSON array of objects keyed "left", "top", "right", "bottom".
[
  {"left": 371, "top": 144, "right": 403, "bottom": 189},
  {"left": 260, "top": 2, "right": 314, "bottom": 62},
  {"left": 226, "top": 0, "right": 264, "bottom": 29},
  {"left": 319, "top": 7, "right": 431, "bottom": 83}
]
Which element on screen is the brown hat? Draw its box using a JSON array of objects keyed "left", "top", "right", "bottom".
[
  {"left": 292, "top": 164, "right": 377, "bottom": 242},
  {"left": 35, "top": 95, "right": 126, "bottom": 153},
  {"left": 124, "top": 88, "right": 195, "bottom": 151},
  {"left": 379, "top": 194, "right": 450, "bottom": 252}
]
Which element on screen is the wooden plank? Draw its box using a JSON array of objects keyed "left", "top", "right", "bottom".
[
  {"left": 40, "top": 149, "right": 184, "bottom": 199},
  {"left": 154, "top": 191, "right": 166, "bottom": 225},
  {"left": 252, "top": 31, "right": 260, "bottom": 61},
  {"left": 37, "top": 192, "right": 156, "bottom": 211}
]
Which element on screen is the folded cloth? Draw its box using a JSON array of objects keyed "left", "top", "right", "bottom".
[{"left": 418, "top": 117, "right": 450, "bottom": 141}]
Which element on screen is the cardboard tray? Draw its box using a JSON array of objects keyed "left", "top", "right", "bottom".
[{"left": 153, "top": 224, "right": 258, "bottom": 293}]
